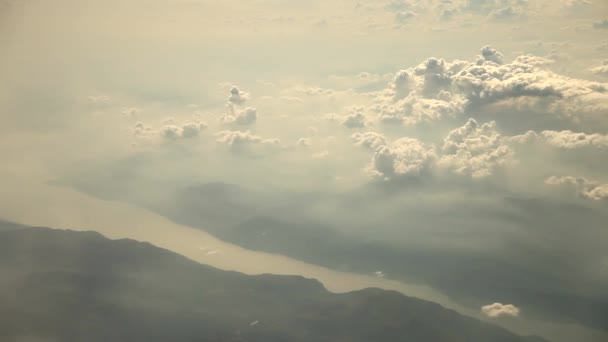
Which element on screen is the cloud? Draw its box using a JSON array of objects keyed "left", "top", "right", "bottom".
[
  {"left": 438, "top": 118, "right": 513, "bottom": 178},
  {"left": 122, "top": 107, "right": 140, "bottom": 117},
  {"left": 481, "top": 303, "right": 520, "bottom": 318},
  {"left": 351, "top": 132, "right": 388, "bottom": 150},
  {"left": 221, "top": 86, "right": 258, "bottom": 126},
  {"left": 296, "top": 137, "right": 312, "bottom": 147},
  {"left": 228, "top": 86, "right": 249, "bottom": 105},
  {"left": 593, "top": 19, "right": 608, "bottom": 30},
  {"left": 395, "top": 10, "right": 417, "bottom": 24},
  {"left": 539, "top": 130, "right": 608, "bottom": 149},
  {"left": 546, "top": 176, "right": 608, "bottom": 200},
  {"left": 341, "top": 107, "right": 368, "bottom": 128},
  {"left": 480, "top": 45, "right": 504, "bottom": 64},
  {"left": 509, "top": 130, "right": 608, "bottom": 148},
  {"left": 160, "top": 121, "right": 207, "bottom": 140},
  {"left": 368, "top": 137, "right": 437, "bottom": 180},
  {"left": 590, "top": 62, "right": 608, "bottom": 77},
  {"left": 216, "top": 130, "right": 281, "bottom": 154},
  {"left": 369, "top": 46, "right": 608, "bottom": 128},
  {"left": 221, "top": 107, "right": 257, "bottom": 126}
]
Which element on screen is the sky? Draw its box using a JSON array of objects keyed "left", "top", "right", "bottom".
[{"left": 1, "top": 0, "right": 608, "bottom": 341}]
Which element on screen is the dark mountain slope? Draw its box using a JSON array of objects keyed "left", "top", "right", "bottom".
[{"left": 0, "top": 224, "right": 546, "bottom": 342}]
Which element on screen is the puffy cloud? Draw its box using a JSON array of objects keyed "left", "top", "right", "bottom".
[
  {"left": 221, "top": 107, "right": 257, "bottom": 126},
  {"left": 341, "top": 107, "right": 368, "bottom": 128},
  {"left": 227, "top": 86, "right": 249, "bottom": 105},
  {"left": 481, "top": 303, "right": 520, "bottom": 318},
  {"left": 160, "top": 121, "right": 207, "bottom": 140},
  {"left": 391, "top": 69, "right": 416, "bottom": 100},
  {"left": 351, "top": 132, "right": 388, "bottom": 150},
  {"left": 509, "top": 130, "right": 608, "bottom": 148},
  {"left": 438, "top": 118, "right": 513, "bottom": 178},
  {"left": 216, "top": 130, "right": 281, "bottom": 154},
  {"left": 374, "top": 92, "right": 467, "bottom": 125},
  {"left": 371, "top": 46, "right": 608, "bottom": 127},
  {"left": 368, "top": 137, "right": 437, "bottom": 180},
  {"left": 480, "top": 45, "right": 504, "bottom": 64},
  {"left": 539, "top": 130, "right": 608, "bottom": 149},
  {"left": 546, "top": 176, "right": 608, "bottom": 200},
  {"left": 222, "top": 86, "right": 257, "bottom": 126}
]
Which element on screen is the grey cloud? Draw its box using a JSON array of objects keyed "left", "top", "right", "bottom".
[
  {"left": 480, "top": 45, "right": 504, "bottom": 64},
  {"left": 593, "top": 19, "right": 608, "bottom": 29},
  {"left": 546, "top": 176, "right": 608, "bottom": 200},
  {"left": 228, "top": 86, "right": 249, "bottom": 105}
]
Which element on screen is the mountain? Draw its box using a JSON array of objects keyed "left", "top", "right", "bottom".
[
  {"left": 144, "top": 183, "right": 608, "bottom": 332},
  {"left": 0, "top": 223, "right": 546, "bottom": 342}
]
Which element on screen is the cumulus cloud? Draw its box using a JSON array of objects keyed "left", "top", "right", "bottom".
[
  {"left": 481, "top": 303, "right": 520, "bottom": 318},
  {"left": 546, "top": 176, "right": 608, "bottom": 200},
  {"left": 353, "top": 118, "right": 517, "bottom": 180},
  {"left": 341, "top": 107, "right": 368, "bottom": 128},
  {"left": 368, "top": 137, "right": 437, "bottom": 180},
  {"left": 161, "top": 121, "right": 207, "bottom": 140},
  {"left": 216, "top": 130, "right": 281, "bottom": 154},
  {"left": 369, "top": 46, "right": 608, "bottom": 127},
  {"left": 222, "top": 86, "right": 257, "bottom": 126},
  {"left": 438, "top": 118, "right": 513, "bottom": 178},
  {"left": 509, "top": 130, "right": 608, "bottom": 148},
  {"left": 480, "top": 45, "right": 504, "bottom": 64},
  {"left": 221, "top": 107, "right": 257, "bottom": 126},
  {"left": 227, "top": 86, "right": 249, "bottom": 105},
  {"left": 351, "top": 132, "right": 388, "bottom": 150},
  {"left": 539, "top": 130, "right": 608, "bottom": 148}
]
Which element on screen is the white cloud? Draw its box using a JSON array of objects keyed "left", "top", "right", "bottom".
[
  {"left": 509, "top": 130, "right": 608, "bottom": 148},
  {"left": 221, "top": 107, "right": 257, "bottom": 126},
  {"left": 590, "top": 62, "right": 608, "bottom": 77},
  {"left": 540, "top": 130, "right": 608, "bottom": 149},
  {"left": 481, "top": 303, "right": 520, "bottom": 318},
  {"left": 351, "top": 132, "right": 388, "bottom": 150},
  {"left": 341, "top": 107, "right": 368, "bottom": 128},
  {"left": 161, "top": 121, "right": 207, "bottom": 140},
  {"left": 369, "top": 46, "right": 608, "bottom": 128},
  {"left": 438, "top": 118, "right": 513, "bottom": 178},
  {"left": 227, "top": 86, "right": 249, "bottom": 105},
  {"left": 368, "top": 137, "right": 437, "bottom": 180},
  {"left": 216, "top": 130, "right": 281, "bottom": 154}
]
